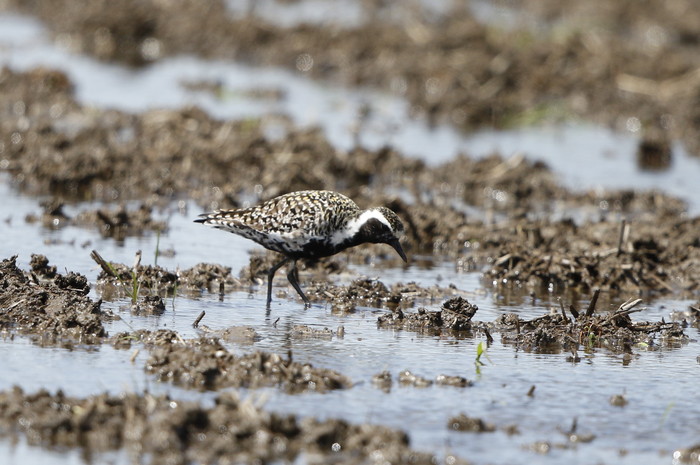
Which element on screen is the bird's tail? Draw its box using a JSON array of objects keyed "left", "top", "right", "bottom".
[{"left": 194, "top": 212, "right": 215, "bottom": 224}]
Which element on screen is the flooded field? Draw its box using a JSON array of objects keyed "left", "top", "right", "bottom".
[{"left": 2, "top": 2, "right": 700, "bottom": 465}]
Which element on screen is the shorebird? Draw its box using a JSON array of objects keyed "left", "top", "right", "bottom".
[{"left": 195, "top": 190, "right": 407, "bottom": 306}]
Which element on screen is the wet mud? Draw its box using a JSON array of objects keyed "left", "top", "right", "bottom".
[
  {"left": 91, "top": 250, "right": 243, "bottom": 299},
  {"left": 26, "top": 200, "right": 166, "bottom": 240},
  {"left": 448, "top": 414, "right": 496, "bottom": 433},
  {"left": 3, "top": 63, "right": 699, "bottom": 297},
  {"left": 141, "top": 332, "right": 351, "bottom": 393},
  {"left": 1, "top": 1, "right": 700, "bottom": 463},
  {"left": 383, "top": 292, "right": 686, "bottom": 354},
  {"left": 6, "top": 0, "right": 700, "bottom": 159},
  {"left": 491, "top": 296, "right": 687, "bottom": 354},
  {"left": 0, "top": 386, "right": 458, "bottom": 465},
  {"left": 0, "top": 255, "right": 110, "bottom": 345},
  {"left": 378, "top": 296, "right": 478, "bottom": 334},
  {"left": 372, "top": 369, "right": 473, "bottom": 391}
]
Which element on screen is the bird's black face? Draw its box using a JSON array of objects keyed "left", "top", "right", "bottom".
[{"left": 358, "top": 217, "right": 407, "bottom": 262}]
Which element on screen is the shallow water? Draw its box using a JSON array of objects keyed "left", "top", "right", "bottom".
[
  {"left": 2, "top": 175, "right": 699, "bottom": 465},
  {"left": 1, "top": 10, "right": 700, "bottom": 465}
]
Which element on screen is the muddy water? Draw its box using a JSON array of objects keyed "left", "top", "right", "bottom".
[{"left": 2, "top": 10, "right": 700, "bottom": 465}]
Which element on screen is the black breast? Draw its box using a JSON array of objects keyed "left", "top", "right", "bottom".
[{"left": 293, "top": 238, "right": 344, "bottom": 260}]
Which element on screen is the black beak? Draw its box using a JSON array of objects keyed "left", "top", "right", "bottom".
[{"left": 388, "top": 238, "right": 407, "bottom": 262}]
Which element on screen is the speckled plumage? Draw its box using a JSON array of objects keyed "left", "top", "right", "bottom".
[{"left": 195, "top": 190, "right": 407, "bottom": 306}]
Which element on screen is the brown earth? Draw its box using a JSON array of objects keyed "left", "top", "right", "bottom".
[
  {"left": 0, "top": 386, "right": 466, "bottom": 465},
  {"left": 25, "top": 200, "right": 167, "bottom": 241},
  {"left": 2, "top": 64, "right": 698, "bottom": 298},
  {"left": 141, "top": 332, "right": 351, "bottom": 393},
  {"left": 0, "top": 255, "right": 111, "bottom": 346},
  {"left": 5, "top": 0, "right": 700, "bottom": 158}
]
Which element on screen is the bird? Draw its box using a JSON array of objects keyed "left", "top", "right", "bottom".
[{"left": 195, "top": 190, "right": 407, "bottom": 306}]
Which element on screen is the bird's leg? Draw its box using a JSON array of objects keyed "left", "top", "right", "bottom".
[
  {"left": 286, "top": 260, "right": 310, "bottom": 307},
  {"left": 267, "top": 257, "right": 290, "bottom": 306}
]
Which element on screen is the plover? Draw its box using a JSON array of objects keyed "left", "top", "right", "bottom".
[{"left": 195, "top": 190, "right": 407, "bottom": 306}]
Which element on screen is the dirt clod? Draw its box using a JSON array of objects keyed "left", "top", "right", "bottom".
[
  {"left": 448, "top": 414, "right": 496, "bottom": 433},
  {"left": 0, "top": 256, "right": 110, "bottom": 345},
  {"left": 143, "top": 335, "right": 351, "bottom": 393},
  {"left": 377, "top": 297, "right": 477, "bottom": 334}
]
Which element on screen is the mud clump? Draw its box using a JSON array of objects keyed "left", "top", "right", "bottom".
[
  {"left": 0, "top": 386, "right": 451, "bottom": 465},
  {"left": 378, "top": 296, "right": 687, "bottom": 355},
  {"left": 373, "top": 371, "right": 473, "bottom": 391},
  {"left": 143, "top": 334, "right": 351, "bottom": 393},
  {"left": 92, "top": 252, "right": 242, "bottom": 298},
  {"left": 291, "top": 324, "right": 334, "bottom": 340},
  {"left": 484, "top": 216, "right": 700, "bottom": 297},
  {"left": 309, "top": 278, "right": 393, "bottom": 310},
  {"left": 378, "top": 296, "right": 477, "bottom": 333},
  {"left": 674, "top": 444, "right": 700, "bottom": 464},
  {"left": 131, "top": 295, "right": 166, "bottom": 315},
  {"left": 398, "top": 370, "right": 433, "bottom": 388},
  {"left": 29, "top": 253, "right": 57, "bottom": 279},
  {"left": 493, "top": 297, "right": 687, "bottom": 354},
  {"left": 306, "top": 278, "right": 452, "bottom": 313},
  {"left": 26, "top": 201, "right": 166, "bottom": 240},
  {"left": 0, "top": 255, "right": 109, "bottom": 345},
  {"left": 448, "top": 414, "right": 496, "bottom": 433}
]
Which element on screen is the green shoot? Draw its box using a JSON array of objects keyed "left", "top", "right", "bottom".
[
  {"left": 475, "top": 341, "right": 493, "bottom": 375},
  {"left": 659, "top": 402, "right": 675, "bottom": 429},
  {"left": 130, "top": 270, "right": 140, "bottom": 305}
]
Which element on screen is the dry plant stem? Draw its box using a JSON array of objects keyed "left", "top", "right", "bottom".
[
  {"left": 90, "top": 250, "right": 117, "bottom": 277},
  {"left": 193, "top": 311, "right": 205, "bottom": 328},
  {"left": 617, "top": 218, "right": 629, "bottom": 255},
  {"left": 586, "top": 289, "right": 600, "bottom": 317}
]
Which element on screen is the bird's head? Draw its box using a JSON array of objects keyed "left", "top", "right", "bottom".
[{"left": 357, "top": 207, "right": 407, "bottom": 262}]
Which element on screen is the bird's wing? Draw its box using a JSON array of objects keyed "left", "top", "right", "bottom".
[{"left": 199, "top": 191, "right": 359, "bottom": 238}]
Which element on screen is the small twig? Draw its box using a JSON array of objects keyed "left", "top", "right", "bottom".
[
  {"left": 619, "top": 297, "right": 643, "bottom": 312},
  {"left": 559, "top": 298, "right": 569, "bottom": 322},
  {"left": 90, "top": 250, "right": 118, "bottom": 277},
  {"left": 527, "top": 385, "right": 536, "bottom": 397},
  {"left": 484, "top": 327, "right": 494, "bottom": 345},
  {"left": 617, "top": 218, "right": 628, "bottom": 255},
  {"left": 585, "top": 289, "right": 600, "bottom": 317},
  {"left": 650, "top": 274, "right": 674, "bottom": 292},
  {"left": 603, "top": 298, "right": 644, "bottom": 324},
  {"left": 133, "top": 250, "right": 142, "bottom": 270},
  {"left": 493, "top": 253, "right": 512, "bottom": 267},
  {"left": 7, "top": 299, "right": 27, "bottom": 311},
  {"left": 193, "top": 311, "right": 205, "bottom": 328},
  {"left": 569, "top": 305, "right": 579, "bottom": 320}
]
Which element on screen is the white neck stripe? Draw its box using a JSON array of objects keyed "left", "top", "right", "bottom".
[{"left": 330, "top": 209, "right": 390, "bottom": 246}]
